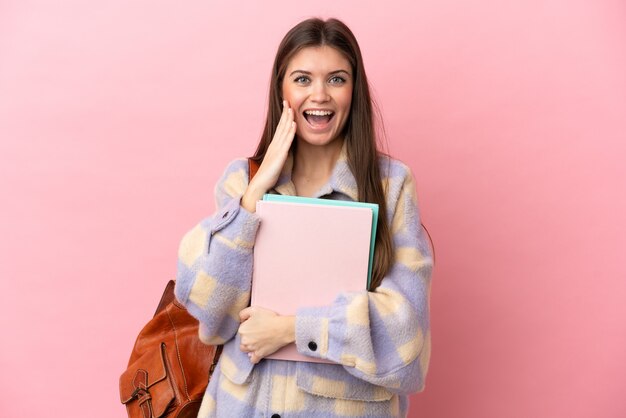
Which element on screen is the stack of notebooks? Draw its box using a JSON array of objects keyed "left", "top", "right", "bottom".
[{"left": 252, "top": 194, "right": 378, "bottom": 363}]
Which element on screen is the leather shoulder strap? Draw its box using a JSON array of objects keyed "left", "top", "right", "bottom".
[
  {"left": 248, "top": 158, "right": 260, "bottom": 182},
  {"left": 421, "top": 223, "right": 436, "bottom": 265},
  {"left": 154, "top": 280, "right": 176, "bottom": 317}
]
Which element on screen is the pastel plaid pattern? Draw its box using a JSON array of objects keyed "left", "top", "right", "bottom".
[{"left": 175, "top": 148, "right": 433, "bottom": 418}]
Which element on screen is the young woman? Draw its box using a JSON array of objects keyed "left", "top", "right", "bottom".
[{"left": 175, "top": 17, "right": 433, "bottom": 418}]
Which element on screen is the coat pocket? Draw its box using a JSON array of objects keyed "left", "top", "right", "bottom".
[{"left": 295, "top": 362, "right": 393, "bottom": 402}]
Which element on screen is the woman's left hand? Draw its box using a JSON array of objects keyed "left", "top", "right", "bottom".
[{"left": 238, "top": 307, "right": 296, "bottom": 364}]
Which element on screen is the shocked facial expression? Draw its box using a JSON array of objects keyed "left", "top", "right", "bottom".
[{"left": 281, "top": 46, "right": 353, "bottom": 147}]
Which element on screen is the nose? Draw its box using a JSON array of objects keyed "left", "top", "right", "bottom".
[{"left": 310, "top": 80, "right": 330, "bottom": 103}]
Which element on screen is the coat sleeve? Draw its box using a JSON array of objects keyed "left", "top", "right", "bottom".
[
  {"left": 174, "top": 158, "right": 260, "bottom": 345},
  {"left": 294, "top": 164, "right": 434, "bottom": 395}
]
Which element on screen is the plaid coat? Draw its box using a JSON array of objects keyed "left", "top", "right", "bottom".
[{"left": 175, "top": 147, "right": 433, "bottom": 417}]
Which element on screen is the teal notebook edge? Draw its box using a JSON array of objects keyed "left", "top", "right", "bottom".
[{"left": 262, "top": 194, "right": 379, "bottom": 288}]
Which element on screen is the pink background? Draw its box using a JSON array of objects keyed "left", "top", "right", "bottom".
[{"left": 1, "top": 1, "right": 625, "bottom": 417}]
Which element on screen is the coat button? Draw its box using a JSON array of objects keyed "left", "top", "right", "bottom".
[
  {"left": 271, "top": 414, "right": 281, "bottom": 418},
  {"left": 308, "top": 341, "right": 318, "bottom": 351}
]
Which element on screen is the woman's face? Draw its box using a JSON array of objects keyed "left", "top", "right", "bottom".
[{"left": 281, "top": 46, "right": 353, "bottom": 147}]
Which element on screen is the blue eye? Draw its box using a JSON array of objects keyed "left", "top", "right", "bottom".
[
  {"left": 294, "top": 76, "right": 310, "bottom": 84},
  {"left": 329, "top": 76, "right": 346, "bottom": 84}
]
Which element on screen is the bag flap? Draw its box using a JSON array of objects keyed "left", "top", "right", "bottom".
[{"left": 120, "top": 342, "right": 175, "bottom": 416}]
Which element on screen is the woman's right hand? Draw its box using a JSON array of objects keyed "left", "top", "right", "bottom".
[{"left": 241, "top": 100, "right": 296, "bottom": 212}]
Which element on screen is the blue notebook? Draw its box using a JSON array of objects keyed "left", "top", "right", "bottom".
[{"left": 262, "top": 194, "right": 379, "bottom": 288}]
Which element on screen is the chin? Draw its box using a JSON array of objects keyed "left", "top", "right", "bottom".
[{"left": 297, "top": 133, "right": 342, "bottom": 147}]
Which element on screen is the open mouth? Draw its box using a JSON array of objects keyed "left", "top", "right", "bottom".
[{"left": 303, "top": 110, "right": 335, "bottom": 128}]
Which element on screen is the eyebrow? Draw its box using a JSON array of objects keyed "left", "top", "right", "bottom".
[{"left": 289, "top": 69, "right": 351, "bottom": 77}]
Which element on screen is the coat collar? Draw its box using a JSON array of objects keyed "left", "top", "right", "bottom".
[{"left": 272, "top": 141, "right": 359, "bottom": 201}]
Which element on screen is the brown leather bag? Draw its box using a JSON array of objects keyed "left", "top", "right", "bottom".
[
  {"left": 120, "top": 159, "right": 259, "bottom": 418},
  {"left": 119, "top": 280, "right": 221, "bottom": 418}
]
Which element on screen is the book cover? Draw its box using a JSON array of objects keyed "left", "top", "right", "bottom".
[
  {"left": 252, "top": 199, "right": 374, "bottom": 363},
  {"left": 262, "top": 194, "right": 379, "bottom": 288}
]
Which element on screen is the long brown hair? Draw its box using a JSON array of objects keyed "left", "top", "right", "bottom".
[{"left": 251, "top": 18, "right": 393, "bottom": 290}]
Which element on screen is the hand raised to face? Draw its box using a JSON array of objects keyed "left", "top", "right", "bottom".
[{"left": 241, "top": 100, "right": 296, "bottom": 213}]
